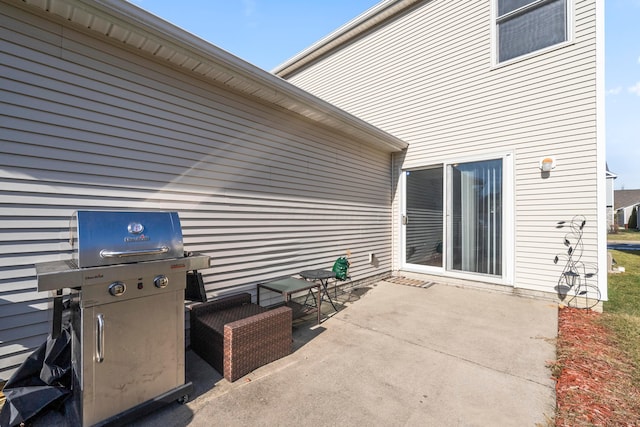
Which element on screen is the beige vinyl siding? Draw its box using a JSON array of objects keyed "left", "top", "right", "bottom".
[
  {"left": 0, "top": 3, "right": 394, "bottom": 380},
  {"left": 285, "top": 0, "right": 600, "bottom": 295}
]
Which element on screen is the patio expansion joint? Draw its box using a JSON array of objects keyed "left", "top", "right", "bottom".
[{"left": 333, "top": 315, "right": 555, "bottom": 390}]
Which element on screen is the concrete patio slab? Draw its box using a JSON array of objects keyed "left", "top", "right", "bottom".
[{"left": 133, "top": 280, "right": 558, "bottom": 426}]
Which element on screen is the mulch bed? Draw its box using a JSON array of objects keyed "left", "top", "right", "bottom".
[{"left": 554, "top": 306, "right": 640, "bottom": 426}]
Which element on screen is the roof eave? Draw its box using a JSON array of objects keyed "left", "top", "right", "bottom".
[
  {"left": 272, "top": 0, "right": 422, "bottom": 79},
  {"left": 18, "top": 0, "right": 408, "bottom": 153}
]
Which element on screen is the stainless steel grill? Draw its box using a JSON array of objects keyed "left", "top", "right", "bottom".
[{"left": 36, "top": 210, "right": 210, "bottom": 426}]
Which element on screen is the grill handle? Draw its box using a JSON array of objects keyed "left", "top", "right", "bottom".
[
  {"left": 100, "top": 246, "right": 169, "bottom": 258},
  {"left": 96, "top": 313, "right": 105, "bottom": 363}
]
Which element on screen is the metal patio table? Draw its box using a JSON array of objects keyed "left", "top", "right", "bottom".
[
  {"left": 299, "top": 269, "right": 338, "bottom": 312},
  {"left": 257, "top": 277, "right": 322, "bottom": 324}
]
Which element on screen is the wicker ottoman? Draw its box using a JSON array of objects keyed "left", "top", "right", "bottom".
[{"left": 190, "top": 293, "right": 292, "bottom": 382}]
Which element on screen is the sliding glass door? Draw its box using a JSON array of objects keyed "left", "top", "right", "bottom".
[
  {"left": 448, "top": 159, "right": 502, "bottom": 276},
  {"left": 403, "top": 158, "right": 504, "bottom": 278}
]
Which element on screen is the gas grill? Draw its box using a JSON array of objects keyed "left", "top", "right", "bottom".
[{"left": 35, "top": 210, "right": 210, "bottom": 426}]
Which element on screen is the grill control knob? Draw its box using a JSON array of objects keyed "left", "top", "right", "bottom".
[
  {"left": 108, "top": 282, "right": 126, "bottom": 297},
  {"left": 154, "top": 275, "right": 169, "bottom": 288}
]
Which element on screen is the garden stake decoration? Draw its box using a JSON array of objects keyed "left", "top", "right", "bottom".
[{"left": 553, "top": 215, "right": 601, "bottom": 309}]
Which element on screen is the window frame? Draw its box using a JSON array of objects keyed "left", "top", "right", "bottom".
[{"left": 491, "top": 0, "right": 574, "bottom": 67}]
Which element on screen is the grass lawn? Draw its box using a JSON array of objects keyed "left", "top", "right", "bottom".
[
  {"left": 603, "top": 249, "right": 640, "bottom": 384},
  {"left": 608, "top": 229, "right": 640, "bottom": 242}
]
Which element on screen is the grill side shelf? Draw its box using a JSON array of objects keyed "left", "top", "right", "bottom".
[
  {"left": 35, "top": 260, "right": 83, "bottom": 292},
  {"left": 35, "top": 255, "right": 210, "bottom": 294}
]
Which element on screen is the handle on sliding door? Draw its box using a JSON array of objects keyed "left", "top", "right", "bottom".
[
  {"left": 402, "top": 215, "right": 408, "bottom": 225},
  {"left": 96, "top": 313, "right": 104, "bottom": 363}
]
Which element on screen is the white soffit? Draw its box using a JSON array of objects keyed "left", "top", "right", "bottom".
[{"left": 17, "top": 0, "right": 408, "bottom": 153}]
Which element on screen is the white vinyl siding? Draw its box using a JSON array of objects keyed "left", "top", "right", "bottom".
[
  {"left": 285, "top": 0, "right": 600, "bottom": 296},
  {"left": 0, "top": 3, "right": 395, "bottom": 379}
]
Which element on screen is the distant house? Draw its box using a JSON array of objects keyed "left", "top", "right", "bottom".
[{"left": 615, "top": 190, "right": 640, "bottom": 229}]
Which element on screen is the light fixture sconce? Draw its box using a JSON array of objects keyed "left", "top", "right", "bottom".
[{"left": 539, "top": 156, "right": 556, "bottom": 172}]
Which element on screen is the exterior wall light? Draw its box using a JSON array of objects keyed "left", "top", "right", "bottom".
[{"left": 539, "top": 156, "right": 556, "bottom": 172}]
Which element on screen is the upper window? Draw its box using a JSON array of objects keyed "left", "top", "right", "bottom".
[{"left": 496, "top": 0, "right": 568, "bottom": 63}]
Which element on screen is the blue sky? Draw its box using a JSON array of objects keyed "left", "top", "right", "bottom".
[
  {"left": 605, "top": 0, "right": 640, "bottom": 190},
  {"left": 131, "top": 0, "right": 638, "bottom": 190},
  {"left": 130, "top": 0, "right": 379, "bottom": 71}
]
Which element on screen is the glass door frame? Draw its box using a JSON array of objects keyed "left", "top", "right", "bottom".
[{"left": 400, "top": 152, "right": 514, "bottom": 286}]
